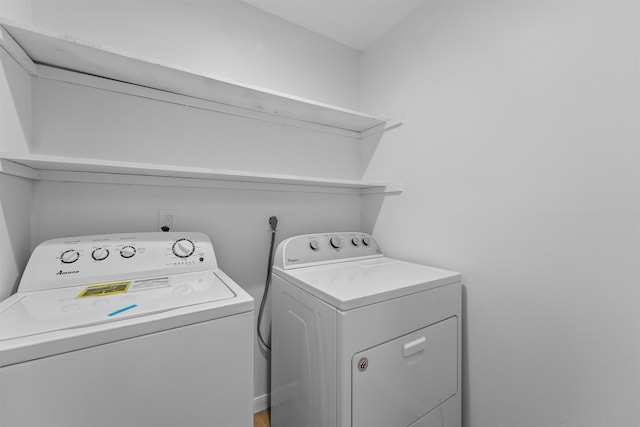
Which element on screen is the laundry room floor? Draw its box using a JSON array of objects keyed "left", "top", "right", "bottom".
[{"left": 254, "top": 408, "right": 270, "bottom": 427}]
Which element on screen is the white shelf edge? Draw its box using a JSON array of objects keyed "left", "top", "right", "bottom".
[
  {"left": 360, "top": 182, "right": 405, "bottom": 195},
  {"left": 36, "top": 65, "right": 362, "bottom": 140},
  {"left": 360, "top": 121, "right": 404, "bottom": 139},
  {"left": 0, "top": 18, "right": 388, "bottom": 136},
  {"left": 0, "top": 154, "right": 402, "bottom": 195}
]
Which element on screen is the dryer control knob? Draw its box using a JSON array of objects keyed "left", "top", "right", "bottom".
[
  {"left": 92, "top": 247, "right": 109, "bottom": 261},
  {"left": 172, "top": 238, "right": 195, "bottom": 258},
  {"left": 329, "top": 236, "right": 342, "bottom": 249},
  {"left": 362, "top": 236, "right": 371, "bottom": 246},
  {"left": 309, "top": 240, "right": 320, "bottom": 251},
  {"left": 60, "top": 249, "right": 80, "bottom": 264},
  {"left": 352, "top": 237, "right": 361, "bottom": 246}
]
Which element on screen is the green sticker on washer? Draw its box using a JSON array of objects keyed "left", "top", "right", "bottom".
[{"left": 77, "top": 281, "right": 130, "bottom": 298}]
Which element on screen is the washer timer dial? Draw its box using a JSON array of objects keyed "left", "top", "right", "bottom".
[
  {"left": 120, "top": 246, "right": 136, "bottom": 259},
  {"left": 172, "top": 238, "right": 196, "bottom": 258},
  {"left": 91, "top": 247, "right": 110, "bottom": 261}
]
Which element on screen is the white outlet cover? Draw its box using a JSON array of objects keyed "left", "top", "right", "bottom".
[{"left": 158, "top": 209, "right": 179, "bottom": 231}]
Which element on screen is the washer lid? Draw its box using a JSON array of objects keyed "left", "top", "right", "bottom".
[
  {"left": 0, "top": 270, "right": 252, "bottom": 367},
  {"left": 274, "top": 257, "right": 460, "bottom": 310}
]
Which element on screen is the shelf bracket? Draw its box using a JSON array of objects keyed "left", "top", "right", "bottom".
[
  {"left": 0, "top": 22, "right": 36, "bottom": 75},
  {"left": 0, "top": 159, "right": 37, "bottom": 180}
]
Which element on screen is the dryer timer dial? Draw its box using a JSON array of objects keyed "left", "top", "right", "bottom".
[{"left": 329, "top": 236, "right": 342, "bottom": 249}]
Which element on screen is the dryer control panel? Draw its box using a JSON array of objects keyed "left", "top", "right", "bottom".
[
  {"left": 275, "top": 232, "right": 383, "bottom": 269},
  {"left": 19, "top": 232, "right": 217, "bottom": 292}
]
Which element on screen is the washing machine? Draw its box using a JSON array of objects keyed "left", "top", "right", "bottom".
[
  {"left": 0, "top": 232, "right": 254, "bottom": 427},
  {"left": 271, "top": 232, "right": 461, "bottom": 427}
]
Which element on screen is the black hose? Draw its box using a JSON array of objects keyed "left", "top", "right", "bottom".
[{"left": 257, "top": 216, "right": 278, "bottom": 350}]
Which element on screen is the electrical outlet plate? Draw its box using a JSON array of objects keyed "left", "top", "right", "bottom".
[{"left": 158, "top": 209, "right": 178, "bottom": 232}]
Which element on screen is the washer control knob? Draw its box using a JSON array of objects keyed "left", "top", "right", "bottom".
[
  {"left": 172, "top": 238, "right": 195, "bottom": 258},
  {"left": 91, "top": 247, "right": 109, "bottom": 261},
  {"left": 120, "top": 246, "right": 136, "bottom": 259},
  {"left": 329, "top": 236, "right": 342, "bottom": 249},
  {"left": 60, "top": 249, "right": 80, "bottom": 264},
  {"left": 362, "top": 236, "right": 371, "bottom": 246},
  {"left": 309, "top": 240, "right": 320, "bottom": 251},
  {"left": 352, "top": 237, "right": 360, "bottom": 246}
]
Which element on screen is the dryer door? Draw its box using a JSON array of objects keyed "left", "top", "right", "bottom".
[{"left": 351, "top": 316, "right": 458, "bottom": 427}]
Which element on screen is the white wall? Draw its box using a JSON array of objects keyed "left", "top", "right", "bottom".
[
  {"left": 31, "top": 0, "right": 360, "bottom": 109},
  {"left": 360, "top": 1, "right": 640, "bottom": 426},
  {"left": 0, "top": 0, "right": 32, "bottom": 300},
  {"left": 0, "top": 0, "right": 29, "bottom": 23},
  {"left": 29, "top": 0, "right": 363, "bottom": 406}
]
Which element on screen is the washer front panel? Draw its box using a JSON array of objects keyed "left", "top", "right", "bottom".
[{"left": 0, "top": 309, "right": 254, "bottom": 427}]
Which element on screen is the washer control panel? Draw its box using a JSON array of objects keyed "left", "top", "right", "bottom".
[
  {"left": 19, "top": 232, "right": 217, "bottom": 292},
  {"left": 275, "top": 232, "right": 382, "bottom": 269}
]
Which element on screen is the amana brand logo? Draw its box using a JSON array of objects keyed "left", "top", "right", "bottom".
[
  {"left": 57, "top": 270, "right": 79, "bottom": 276},
  {"left": 286, "top": 258, "right": 300, "bottom": 263}
]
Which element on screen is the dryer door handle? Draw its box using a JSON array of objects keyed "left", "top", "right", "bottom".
[{"left": 403, "top": 336, "right": 426, "bottom": 357}]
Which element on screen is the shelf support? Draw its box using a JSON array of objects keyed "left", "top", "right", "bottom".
[
  {"left": 0, "top": 159, "right": 37, "bottom": 180},
  {"left": 0, "top": 24, "right": 36, "bottom": 75}
]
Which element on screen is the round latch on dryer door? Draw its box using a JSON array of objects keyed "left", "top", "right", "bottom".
[{"left": 358, "top": 357, "right": 368, "bottom": 372}]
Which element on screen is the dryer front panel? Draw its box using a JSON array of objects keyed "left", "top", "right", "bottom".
[{"left": 351, "top": 316, "right": 458, "bottom": 427}]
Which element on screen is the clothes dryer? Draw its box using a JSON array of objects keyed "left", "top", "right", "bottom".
[
  {"left": 271, "top": 232, "right": 461, "bottom": 427},
  {"left": 0, "top": 232, "right": 253, "bottom": 427}
]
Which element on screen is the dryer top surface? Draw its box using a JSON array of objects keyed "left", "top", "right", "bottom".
[{"left": 274, "top": 257, "right": 460, "bottom": 310}]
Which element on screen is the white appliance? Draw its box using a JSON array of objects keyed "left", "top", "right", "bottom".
[
  {"left": 271, "top": 232, "right": 461, "bottom": 427},
  {"left": 0, "top": 232, "right": 254, "bottom": 427}
]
